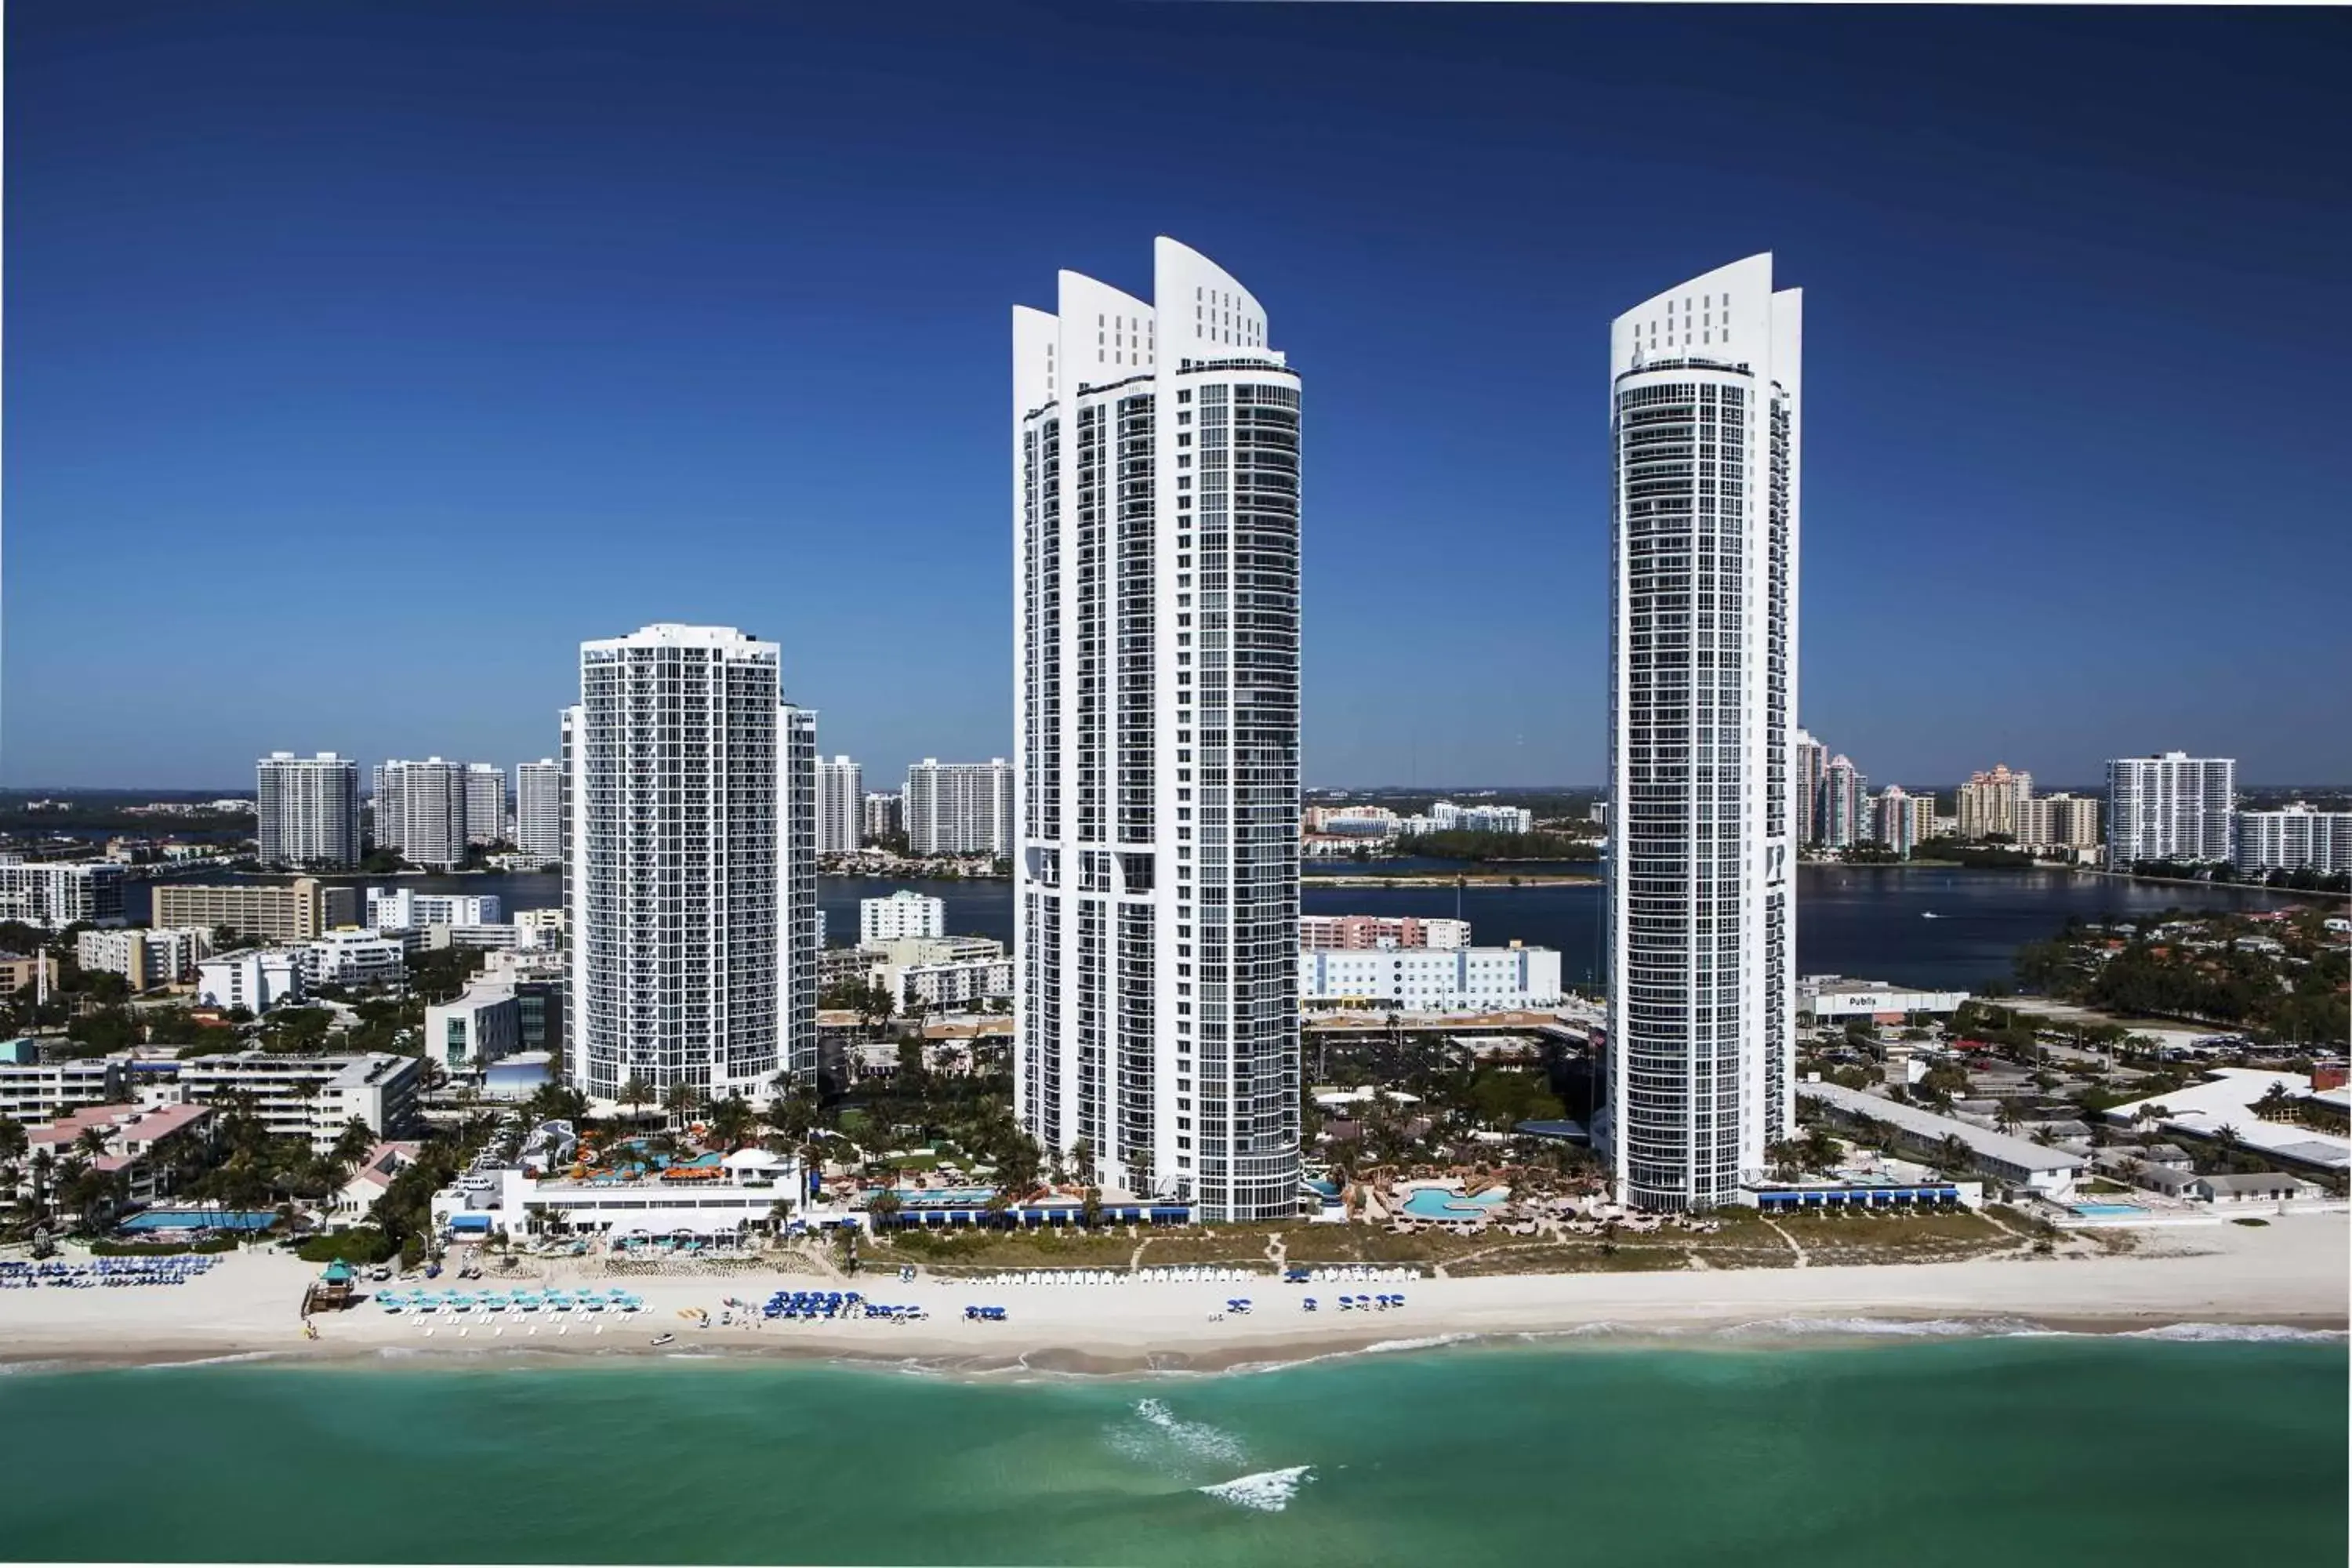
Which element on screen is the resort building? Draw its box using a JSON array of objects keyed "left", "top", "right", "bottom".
[
  {"left": 169, "top": 1051, "right": 423, "bottom": 1152},
  {"left": 1299, "top": 943, "right": 1563, "bottom": 1012},
  {"left": 904, "top": 758, "right": 1014, "bottom": 856},
  {"left": 0, "top": 860, "right": 128, "bottom": 931},
  {"left": 76, "top": 927, "right": 212, "bottom": 989},
  {"left": 1602, "top": 253, "right": 1801, "bottom": 1211},
  {"left": 564, "top": 622, "right": 818, "bottom": 1102},
  {"left": 859, "top": 890, "right": 946, "bottom": 945},
  {"left": 514, "top": 759, "right": 564, "bottom": 864},
  {"left": 153, "top": 877, "right": 359, "bottom": 944},
  {"left": 194, "top": 949, "right": 306, "bottom": 1014},
  {"left": 257, "top": 751, "right": 362, "bottom": 868},
  {"left": 1956, "top": 763, "right": 2033, "bottom": 841},
  {"left": 0, "top": 1055, "right": 128, "bottom": 1124},
  {"left": 2234, "top": 803, "right": 2352, "bottom": 876},
  {"left": 430, "top": 1151, "right": 804, "bottom": 1242},
  {"left": 1013, "top": 238, "right": 1305, "bottom": 1220},
  {"left": 1298, "top": 914, "right": 1471, "bottom": 951},
  {"left": 1798, "top": 1081, "right": 2086, "bottom": 1198},
  {"left": 2106, "top": 751, "right": 2235, "bottom": 869},
  {"left": 13, "top": 1102, "right": 216, "bottom": 1207},
  {"left": 2100, "top": 1069, "right": 2351, "bottom": 1178},
  {"left": 331, "top": 1141, "right": 424, "bottom": 1219},
  {"left": 423, "top": 975, "right": 521, "bottom": 1073},
  {"left": 816, "top": 755, "right": 864, "bottom": 855}
]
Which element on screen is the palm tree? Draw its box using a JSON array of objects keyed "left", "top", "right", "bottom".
[
  {"left": 706, "top": 1093, "right": 757, "bottom": 1152},
  {"left": 0, "top": 1115, "right": 29, "bottom": 1167},
  {"left": 330, "top": 1116, "right": 377, "bottom": 1180},
  {"left": 1994, "top": 1101, "right": 2020, "bottom": 1136},
  {"left": 766, "top": 1196, "right": 797, "bottom": 1235},
  {"left": 662, "top": 1081, "right": 703, "bottom": 1131},
  {"left": 619, "top": 1075, "right": 653, "bottom": 1120},
  {"left": 73, "top": 1124, "right": 113, "bottom": 1160},
  {"left": 1936, "top": 1134, "right": 1974, "bottom": 1176}
]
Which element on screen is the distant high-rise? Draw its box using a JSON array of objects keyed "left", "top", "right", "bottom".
[
  {"left": 1793, "top": 730, "right": 1826, "bottom": 847},
  {"left": 464, "top": 764, "right": 506, "bottom": 846},
  {"left": 1820, "top": 755, "right": 1869, "bottom": 849},
  {"left": 1957, "top": 764, "right": 2033, "bottom": 841},
  {"left": 1874, "top": 786, "right": 1926, "bottom": 858},
  {"left": 815, "top": 756, "right": 863, "bottom": 855},
  {"left": 861, "top": 791, "right": 902, "bottom": 844},
  {"left": 2235, "top": 803, "right": 2352, "bottom": 875},
  {"left": 1604, "top": 252, "right": 1799, "bottom": 1212},
  {"left": 904, "top": 759, "right": 1014, "bottom": 857},
  {"left": 1013, "top": 238, "right": 1305, "bottom": 1220},
  {"left": 564, "top": 623, "right": 816, "bottom": 1102},
  {"left": 257, "top": 752, "right": 361, "bottom": 869},
  {"left": 2107, "top": 752, "right": 2235, "bottom": 869},
  {"left": 514, "top": 760, "right": 563, "bottom": 864},
  {"left": 376, "top": 759, "right": 470, "bottom": 869}
]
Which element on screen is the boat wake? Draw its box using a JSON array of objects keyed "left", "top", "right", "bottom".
[
  {"left": 1122, "top": 1396, "right": 1250, "bottom": 1465},
  {"left": 1199, "top": 1465, "right": 1313, "bottom": 1513}
]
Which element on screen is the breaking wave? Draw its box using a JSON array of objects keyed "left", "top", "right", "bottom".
[{"left": 1199, "top": 1465, "right": 1313, "bottom": 1512}]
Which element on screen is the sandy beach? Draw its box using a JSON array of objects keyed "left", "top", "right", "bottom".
[{"left": 4, "top": 1214, "right": 2343, "bottom": 1374}]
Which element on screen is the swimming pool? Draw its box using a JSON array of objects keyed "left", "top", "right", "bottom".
[
  {"left": 118, "top": 1210, "right": 278, "bottom": 1232},
  {"left": 1399, "top": 1189, "right": 1510, "bottom": 1221},
  {"left": 2070, "top": 1203, "right": 2147, "bottom": 1218}
]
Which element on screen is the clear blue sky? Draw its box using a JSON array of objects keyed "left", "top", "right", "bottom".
[{"left": 7, "top": 3, "right": 2347, "bottom": 792}]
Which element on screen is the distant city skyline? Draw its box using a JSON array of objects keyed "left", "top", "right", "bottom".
[{"left": 7, "top": 6, "right": 2348, "bottom": 787}]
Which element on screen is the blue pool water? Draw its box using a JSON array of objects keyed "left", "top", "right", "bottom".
[
  {"left": 2070, "top": 1203, "right": 2147, "bottom": 1218},
  {"left": 118, "top": 1210, "right": 277, "bottom": 1232},
  {"left": 1400, "top": 1189, "right": 1510, "bottom": 1221}
]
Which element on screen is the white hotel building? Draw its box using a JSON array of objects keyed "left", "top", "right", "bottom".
[
  {"left": 1603, "top": 253, "right": 1801, "bottom": 1212},
  {"left": 374, "top": 758, "right": 470, "bottom": 869},
  {"left": 1014, "top": 238, "right": 1303, "bottom": 1220},
  {"left": 564, "top": 623, "right": 817, "bottom": 1103}
]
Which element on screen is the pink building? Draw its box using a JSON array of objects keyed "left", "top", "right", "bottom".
[{"left": 1298, "top": 915, "right": 1472, "bottom": 951}]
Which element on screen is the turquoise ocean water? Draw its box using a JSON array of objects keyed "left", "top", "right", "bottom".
[{"left": 1, "top": 1337, "right": 2342, "bottom": 1566}]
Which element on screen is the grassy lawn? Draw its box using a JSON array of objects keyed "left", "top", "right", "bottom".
[{"left": 877, "top": 1227, "right": 1141, "bottom": 1273}]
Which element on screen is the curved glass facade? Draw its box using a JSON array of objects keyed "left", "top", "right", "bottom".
[{"left": 1606, "top": 256, "right": 1799, "bottom": 1211}]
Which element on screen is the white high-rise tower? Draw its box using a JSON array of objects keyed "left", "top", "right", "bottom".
[
  {"left": 1013, "top": 238, "right": 1303, "bottom": 1221},
  {"left": 257, "top": 751, "right": 361, "bottom": 869},
  {"left": 376, "top": 758, "right": 470, "bottom": 869},
  {"left": 1603, "top": 254, "right": 1801, "bottom": 1211},
  {"left": 514, "top": 760, "right": 563, "bottom": 864},
  {"left": 815, "top": 756, "right": 863, "bottom": 855},
  {"left": 563, "top": 623, "right": 816, "bottom": 1102}
]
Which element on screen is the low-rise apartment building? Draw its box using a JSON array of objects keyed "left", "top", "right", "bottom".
[
  {"left": 194, "top": 949, "right": 307, "bottom": 1014},
  {"left": 77, "top": 927, "right": 213, "bottom": 990},
  {"left": 1298, "top": 943, "right": 1563, "bottom": 1011},
  {"left": 0, "top": 861, "right": 128, "bottom": 931}
]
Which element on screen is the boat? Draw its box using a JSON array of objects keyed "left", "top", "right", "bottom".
[
  {"left": 650, "top": 1333, "right": 677, "bottom": 1348},
  {"left": 1921, "top": 912, "right": 1940, "bottom": 920}
]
